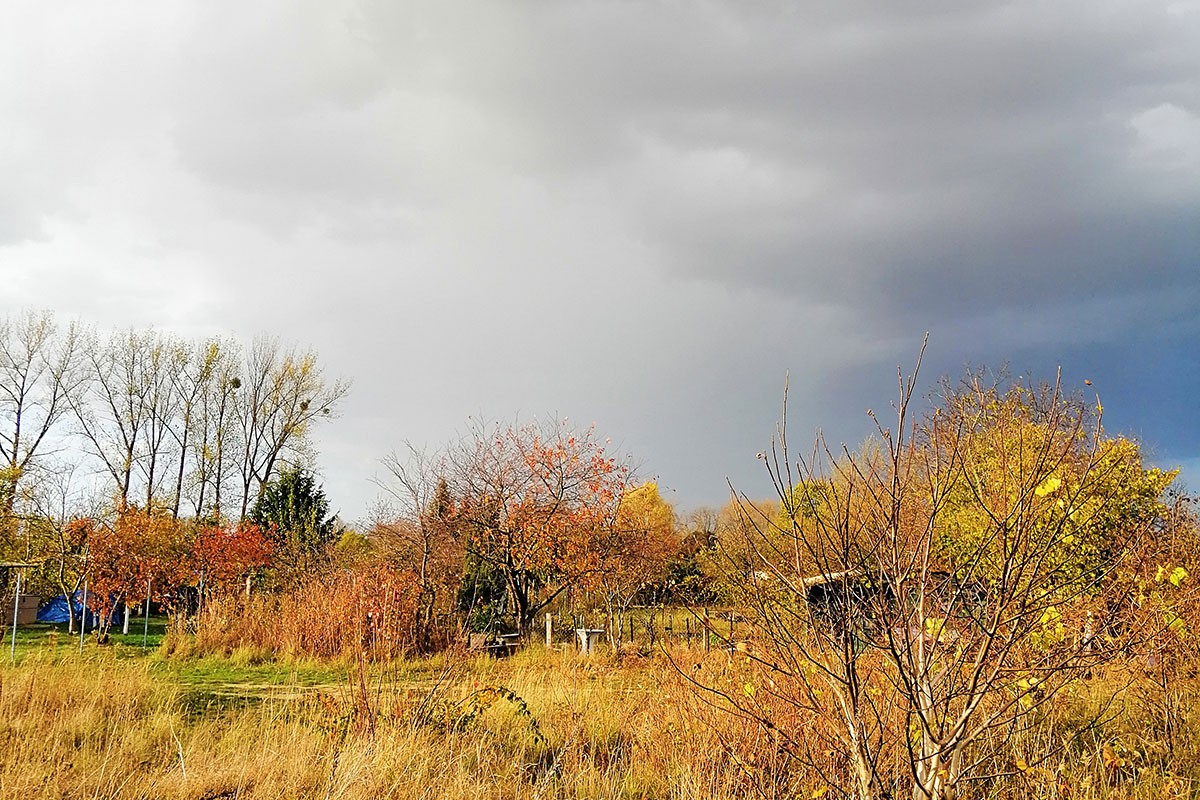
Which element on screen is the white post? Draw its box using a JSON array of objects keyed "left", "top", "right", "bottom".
[
  {"left": 123, "top": 604, "right": 131, "bottom": 635},
  {"left": 545, "top": 612, "right": 552, "bottom": 647}
]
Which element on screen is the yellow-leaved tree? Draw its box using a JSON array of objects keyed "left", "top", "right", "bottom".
[{"left": 598, "top": 481, "right": 678, "bottom": 646}]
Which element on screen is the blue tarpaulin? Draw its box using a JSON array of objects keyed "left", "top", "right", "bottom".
[{"left": 36, "top": 593, "right": 99, "bottom": 630}]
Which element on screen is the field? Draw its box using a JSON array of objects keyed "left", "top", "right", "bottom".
[{"left": 3, "top": 624, "right": 1200, "bottom": 800}]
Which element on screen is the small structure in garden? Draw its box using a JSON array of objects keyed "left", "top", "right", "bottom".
[
  {"left": 468, "top": 630, "right": 522, "bottom": 657},
  {"left": 575, "top": 627, "right": 604, "bottom": 655}
]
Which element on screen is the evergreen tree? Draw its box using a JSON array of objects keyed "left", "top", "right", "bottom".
[{"left": 250, "top": 467, "right": 336, "bottom": 573}]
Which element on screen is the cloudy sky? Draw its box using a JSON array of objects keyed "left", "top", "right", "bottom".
[{"left": 4, "top": 0, "right": 1199, "bottom": 520}]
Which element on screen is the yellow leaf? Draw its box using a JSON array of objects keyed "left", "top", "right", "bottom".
[
  {"left": 811, "top": 787, "right": 829, "bottom": 799},
  {"left": 743, "top": 683, "right": 756, "bottom": 699},
  {"left": 1170, "top": 566, "right": 1188, "bottom": 588},
  {"left": 1035, "top": 475, "right": 1062, "bottom": 497},
  {"left": 1016, "top": 758, "right": 1029, "bottom": 773}
]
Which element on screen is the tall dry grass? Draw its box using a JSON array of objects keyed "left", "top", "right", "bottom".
[
  {"left": 173, "top": 565, "right": 425, "bottom": 661},
  {"left": 1, "top": 645, "right": 1199, "bottom": 799},
  {"left": 0, "top": 646, "right": 748, "bottom": 800}
]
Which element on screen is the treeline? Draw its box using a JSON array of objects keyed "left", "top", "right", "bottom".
[
  {"left": 364, "top": 418, "right": 684, "bottom": 651},
  {"left": 0, "top": 309, "right": 348, "bottom": 534},
  {"left": 1, "top": 310, "right": 703, "bottom": 653},
  {"left": 89, "top": 417, "right": 692, "bottom": 659}
]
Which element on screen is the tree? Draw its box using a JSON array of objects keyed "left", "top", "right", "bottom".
[
  {"left": 443, "top": 418, "right": 632, "bottom": 632},
  {"left": 234, "top": 337, "right": 349, "bottom": 519},
  {"left": 165, "top": 338, "right": 225, "bottom": 518},
  {"left": 705, "top": 355, "right": 1176, "bottom": 800},
  {"left": 17, "top": 464, "right": 92, "bottom": 632},
  {"left": 599, "top": 481, "right": 678, "bottom": 646},
  {"left": 85, "top": 505, "right": 190, "bottom": 635},
  {"left": 190, "top": 343, "right": 241, "bottom": 519},
  {"left": 375, "top": 445, "right": 465, "bottom": 650},
  {"left": 70, "top": 328, "right": 158, "bottom": 508},
  {"left": 251, "top": 466, "right": 337, "bottom": 576},
  {"left": 0, "top": 310, "right": 84, "bottom": 536},
  {"left": 189, "top": 519, "right": 274, "bottom": 596},
  {"left": 136, "top": 333, "right": 188, "bottom": 509}
]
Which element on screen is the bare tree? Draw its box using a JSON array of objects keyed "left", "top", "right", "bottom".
[
  {"left": 234, "top": 337, "right": 349, "bottom": 518},
  {"left": 0, "top": 310, "right": 84, "bottom": 532},
  {"left": 137, "top": 333, "right": 187, "bottom": 509},
  {"left": 375, "top": 444, "right": 464, "bottom": 649},
  {"left": 191, "top": 343, "right": 241, "bottom": 519},
  {"left": 166, "top": 337, "right": 224, "bottom": 518},
  {"left": 70, "top": 327, "right": 160, "bottom": 507}
]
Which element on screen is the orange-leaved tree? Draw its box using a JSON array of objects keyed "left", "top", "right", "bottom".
[
  {"left": 190, "top": 520, "right": 274, "bottom": 599},
  {"left": 445, "top": 418, "right": 632, "bottom": 632},
  {"left": 85, "top": 505, "right": 190, "bottom": 634}
]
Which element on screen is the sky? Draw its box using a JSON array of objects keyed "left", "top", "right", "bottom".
[{"left": 3, "top": 0, "right": 1199, "bottom": 522}]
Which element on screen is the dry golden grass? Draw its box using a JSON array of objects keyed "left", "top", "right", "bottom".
[{"left": 1, "top": 644, "right": 1198, "bottom": 799}]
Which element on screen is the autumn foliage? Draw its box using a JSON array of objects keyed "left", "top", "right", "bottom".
[
  {"left": 190, "top": 520, "right": 275, "bottom": 593},
  {"left": 84, "top": 507, "right": 190, "bottom": 627},
  {"left": 76, "top": 507, "right": 275, "bottom": 631}
]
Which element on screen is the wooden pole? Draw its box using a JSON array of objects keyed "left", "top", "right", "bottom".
[
  {"left": 545, "top": 612, "right": 552, "bottom": 647},
  {"left": 703, "top": 607, "right": 710, "bottom": 652}
]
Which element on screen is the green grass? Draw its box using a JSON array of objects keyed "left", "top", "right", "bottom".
[{"left": 2, "top": 617, "right": 171, "bottom": 663}]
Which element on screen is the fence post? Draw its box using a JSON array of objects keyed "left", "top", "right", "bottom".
[
  {"left": 703, "top": 607, "right": 710, "bottom": 652},
  {"left": 143, "top": 579, "right": 151, "bottom": 649},
  {"left": 546, "top": 612, "right": 552, "bottom": 647}
]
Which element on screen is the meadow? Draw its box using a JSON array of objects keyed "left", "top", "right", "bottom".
[
  {"left": 3, "top": 318, "right": 1196, "bottom": 799},
  {"left": 2, "top": 625, "right": 1199, "bottom": 800}
]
